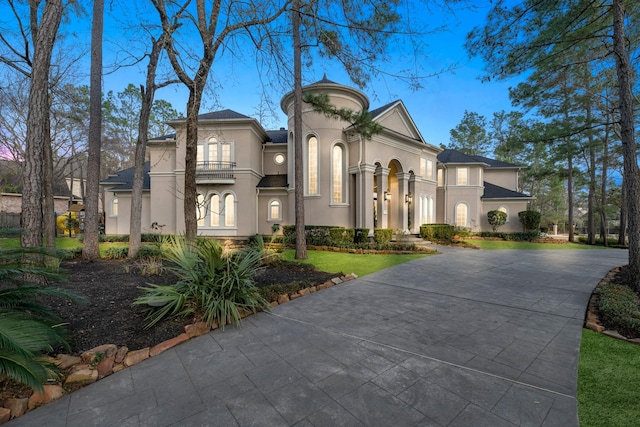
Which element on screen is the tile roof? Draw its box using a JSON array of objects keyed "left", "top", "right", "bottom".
[
  {"left": 266, "top": 129, "right": 288, "bottom": 144},
  {"left": 100, "top": 162, "right": 150, "bottom": 191},
  {"left": 369, "top": 101, "right": 400, "bottom": 119},
  {"left": 437, "top": 149, "right": 485, "bottom": 164},
  {"left": 470, "top": 155, "right": 521, "bottom": 168},
  {"left": 257, "top": 175, "right": 288, "bottom": 188},
  {"left": 198, "top": 109, "right": 252, "bottom": 120},
  {"left": 482, "top": 182, "right": 531, "bottom": 199}
]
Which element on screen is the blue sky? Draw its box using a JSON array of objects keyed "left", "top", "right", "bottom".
[
  {"left": 97, "top": 2, "right": 523, "bottom": 147},
  {"left": 0, "top": 1, "right": 521, "bottom": 147}
]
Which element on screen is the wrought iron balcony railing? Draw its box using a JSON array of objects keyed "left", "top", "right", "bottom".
[{"left": 195, "top": 161, "right": 235, "bottom": 179}]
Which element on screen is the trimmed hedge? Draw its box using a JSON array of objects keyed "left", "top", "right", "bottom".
[
  {"left": 518, "top": 210, "right": 541, "bottom": 232},
  {"left": 474, "top": 231, "right": 541, "bottom": 241},
  {"left": 354, "top": 228, "right": 370, "bottom": 243},
  {"left": 99, "top": 233, "right": 165, "bottom": 243},
  {"left": 420, "top": 224, "right": 455, "bottom": 240},
  {"left": 329, "top": 228, "right": 355, "bottom": 247},
  {"left": 373, "top": 229, "right": 393, "bottom": 245},
  {"left": 598, "top": 283, "right": 640, "bottom": 338}
]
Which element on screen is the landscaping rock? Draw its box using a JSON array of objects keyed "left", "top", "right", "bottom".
[
  {"left": 112, "top": 363, "right": 125, "bottom": 373},
  {"left": 270, "top": 301, "right": 278, "bottom": 307},
  {"left": 277, "top": 294, "right": 290, "bottom": 304},
  {"left": 27, "top": 385, "right": 65, "bottom": 409},
  {"left": 96, "top": 353, "right": 116, "bottom": 379},
  {"left": 115, "top": 346, "right": 128, "bottom": 364},
  {"left": 82, "top": 344, "right": 118, "bottom": 364},
  {"left": 3, "top": 397, "right": 28, "bottom": 419},
  {"left": 298, "top": 288, "right": 310, "bottom": 296},
  {"left": 0, "top": 407, "right": 10, "bottom": 424},
  {"left": 331, "top": 277, "right": 343, "bottom": 285},
  {"left": 150, "top": 333, "right": 189, "bottom": 357},
  {"left": 585, "top": 321, "right": 604, "bottom": 333},
  {"left": 55, "top": 354, "right": 82, "bottom": 370},
  {"left": 124, "top": 348, "right": 150, "bottom": 367},
  {"left": 603, "top": 330, "right": 627, "bottom": 340},
  {"left": 289, "top": 293, "right": 301, "bottom": 300},
  {"left": 185, "top": 322, "right": 210, "bottom": 338},
  {"left": 65, "top": 367, "right": 99, "bottom": 387}
]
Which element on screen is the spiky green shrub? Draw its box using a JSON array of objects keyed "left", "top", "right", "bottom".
[
  {"left": 0, "top": 248, "right": 82, "bottom": 391},
  {"left": 103, "top": 246, "right": 129, "bottom": 259},
  {"left": 134, "top": 237, "right": 269, "bottom": 329}
]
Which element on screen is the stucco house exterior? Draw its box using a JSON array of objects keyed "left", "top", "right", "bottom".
[
  {"left": 436, "top": 149, "right": 533, "bottom": 232},
  {"left": 101, "top": 78, "right": 531, "bottom": 238}
]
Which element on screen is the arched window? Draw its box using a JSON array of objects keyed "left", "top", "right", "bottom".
[
  {"left": 224, "top": 194, "right": 235, "bottom": 227},
  {"left": 269, "top": 199, "right": 281, "bottom": 220},
  {"left": 209, "top": 194, "right": 220, "bottom": 227},
  {"left": 111, "top": 197, "right": 118, "bottom": 217},
  {"left": 332, "top": 144, "right": 345, "bottom": 203},
  {"left": 307, "top": 135, "right": 318, "bottom": 195},
  {"left": 455, "top": 203, "right": 468, "bottom": 227},
  {"left": 196, "top": 194, "right": 205, "bottom": 226}
]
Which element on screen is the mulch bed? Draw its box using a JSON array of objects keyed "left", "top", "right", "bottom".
[{"left": 46, "top": 259, "right": 338, "bottom": 355}]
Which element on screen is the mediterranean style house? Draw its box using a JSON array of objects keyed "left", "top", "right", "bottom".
[{"left": 100, "top": 77, "right": 532, "bottom": 238}]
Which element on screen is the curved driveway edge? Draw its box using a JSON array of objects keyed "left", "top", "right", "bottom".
[{"left": 9, "top": 248, "right": 628, "bottom": 426}]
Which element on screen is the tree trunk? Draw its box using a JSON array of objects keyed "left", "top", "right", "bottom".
[
  {"left": 613, "top": 0, "right": 640, "bottom": 290},
  {"left": 21, "top": 0, "right": 62, "bottom": 249},
  {"left": 599, "top": 123, "right": 609, "bottom": 246},
  {"left": 183, "top": 89, "right": 202, "bottom": 241},
  {"left": 618, "top": 179, "right": 627, "bottom": 246},
  {"left": 43, "top": 115, "right": 56, "bottom": 249},
  {"left": 129, "top": 37, "right": 163, "bottom": 258},
  {"left": 586, "top": 97, "right": 596, "bottom": 245},
  {"left": 567, "top": 148, "right": 574, "bottom": 243},
  {"left": 83, "top": 0, "right": 104, "bottom": 260},
  {"left": 292, "top": 0, "right": 307, "bottom": 259}
]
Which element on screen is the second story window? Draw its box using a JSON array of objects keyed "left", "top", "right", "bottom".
[
  {"left": 307, "top": 135, "right": 318, "bottom": 195},
  {"left": 457, "top": 167, "right": 469, "bottom": 185}
]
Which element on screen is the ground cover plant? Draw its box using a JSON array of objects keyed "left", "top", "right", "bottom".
[{"left": 578, "top": 330, "right": 640, "bottom": 427}]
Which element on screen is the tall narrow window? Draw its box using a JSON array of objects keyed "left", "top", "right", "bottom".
[
  {"left": 426, "top": 160, "right": 433, "bottom": 180},
  {"left": 224, "top": 194, "right": 235, "bottom": 227},
  {"left": 457, "top": 168, "right": 468, "bottom": 185},
  {"left": 307, "top": 136, "right": 318, "bottom": 194},
  {"left": 420, "top": 158, "right": 426, "bottom": 177},
  {"left": 197, "top": 194, "right": 205, "bottom": 226},
  {"left": 455, "top": 203, "right": 468, "bottom": 227},
  {"left": 209, "top": 194, "right": 220, "bottom": 227},
  {"left": 437, "top": 169, "right": 444, "bottom": 186},
  {"left": 111, "top": 197, "right": 118, "bottom": 217},
  {"left": 332, "top": 144, "right": 344, "bottom": 203}
]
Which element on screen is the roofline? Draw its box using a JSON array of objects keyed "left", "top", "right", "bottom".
[
  {"left": 280, "top": 80, "right": 370, "bottom": 113},
  {"left": 370, "top": 100, "right": 430, "bottom": 147}
]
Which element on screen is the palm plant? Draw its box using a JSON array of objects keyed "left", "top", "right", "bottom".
[
  {"left": 0, "top": 247, "right": 81, "bottom": 392},
  {"left": 135, "top": 236, "right": 269, "bottom": 329}
]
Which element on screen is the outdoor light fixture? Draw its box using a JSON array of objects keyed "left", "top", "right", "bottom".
[
  {"left": 384, "top": 190, "right": 391, "bottom": 202},
  {"left": 405, "top": 193, "right": 413, "bottom": 204}
]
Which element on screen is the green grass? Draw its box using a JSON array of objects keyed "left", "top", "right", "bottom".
[
  {"left": 0, "top": 237, "right": 84, "bottom": 250},
  {"left": 466, "top": 239, "right": 607, "bottom": 250},
  {"left": 281, "top": 249, "right": 430, "bottom": 277},
  {"left": 578, "top": 330, "right": 640, "bottom": 426}
]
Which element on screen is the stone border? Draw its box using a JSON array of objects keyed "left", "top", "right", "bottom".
[
  {"left": 0, "top": 273, "right": 357, "bottom": 422},
  {"left": 584, "top": 266, "right": 640, "bottom": 345}
]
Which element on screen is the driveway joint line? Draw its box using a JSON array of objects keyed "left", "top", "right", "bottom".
[
  {"left": 267, "top": 311, "right": 576, "bottom": 400},
  {"left": 359, "top": 278, "right": 583, "bottom": 321}
]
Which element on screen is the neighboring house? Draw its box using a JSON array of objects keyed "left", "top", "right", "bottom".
[
  {"left": 436, "top": 149, "right": 533, "bottom": 232},
  {"left": 101, "top": 77, "right": 531, "bottom": 238}
]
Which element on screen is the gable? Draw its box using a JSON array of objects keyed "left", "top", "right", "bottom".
[{"left": 370, "top": 101, "right": 424, "bottom": 142}]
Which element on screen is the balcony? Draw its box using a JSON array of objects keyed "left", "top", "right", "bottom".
[{"left": 196, "top": 161, "right": 236, "bottom": 183}]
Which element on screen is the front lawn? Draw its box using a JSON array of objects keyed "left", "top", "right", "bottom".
[
  {"left": 578, "top": 330, "right": 640, "bottom": 426},
  {"left": 281, "top": 249, "right": 430, "bottom": 277}
]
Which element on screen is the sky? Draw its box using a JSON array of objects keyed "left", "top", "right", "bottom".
[
  {"left": 96, "top": 2, "right": 523, "bottom": 148},
  {"left": 0, "top": 1, "right": 522, "bottom": 148}
]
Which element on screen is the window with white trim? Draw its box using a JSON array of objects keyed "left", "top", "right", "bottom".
[
  {"left": 455, "top": 203, "right": 468, "bottom": 227},
  {"left": 224, "top": 194, "right": 235, "bottom": 227},
  {"left": 209, "top": 194, "right": 220, "bottom": 226},
  {"left": 332, "top": 144, "right": 346, "bottom": 203},
  {"left": 437, "top": 169, "right": 443, "bottom": 186},
  {"left": 269, "top": 199, "right": 282, "bottom": 220},
  {"left": 197, "top": 193, "right": 205, "bottom": 226},
  {"left": 111, "top": 197, "right": 118, "bottom": 217},
  {"left": 457, "top": 167, "right": 469, "bottom": 185},
  {"left": 307, "top": 135, "right": 318, "bottom": 195},
  {"left": 197, "top": 137, "right": 232, "bottom": 166},
  {"left": 197, "top": 192, "right": 236, "bottom": 229},
  {"left": 420, "top": 158, "right": 426, "bottom": 177}
]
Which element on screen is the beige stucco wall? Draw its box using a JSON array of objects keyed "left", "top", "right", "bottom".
[
  {"left": 484, "top": 168, "right": 520, "bottom": 191},
  {"left": 0, "top": 194, "right": 70, "bottom": 214},
  {"left": 481, "top": 200, "right": 529, "bottom": 233}
]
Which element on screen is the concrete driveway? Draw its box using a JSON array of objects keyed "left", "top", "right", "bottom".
[{"left": 9, "top": 247, "right": 627, "bottom": 426}]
